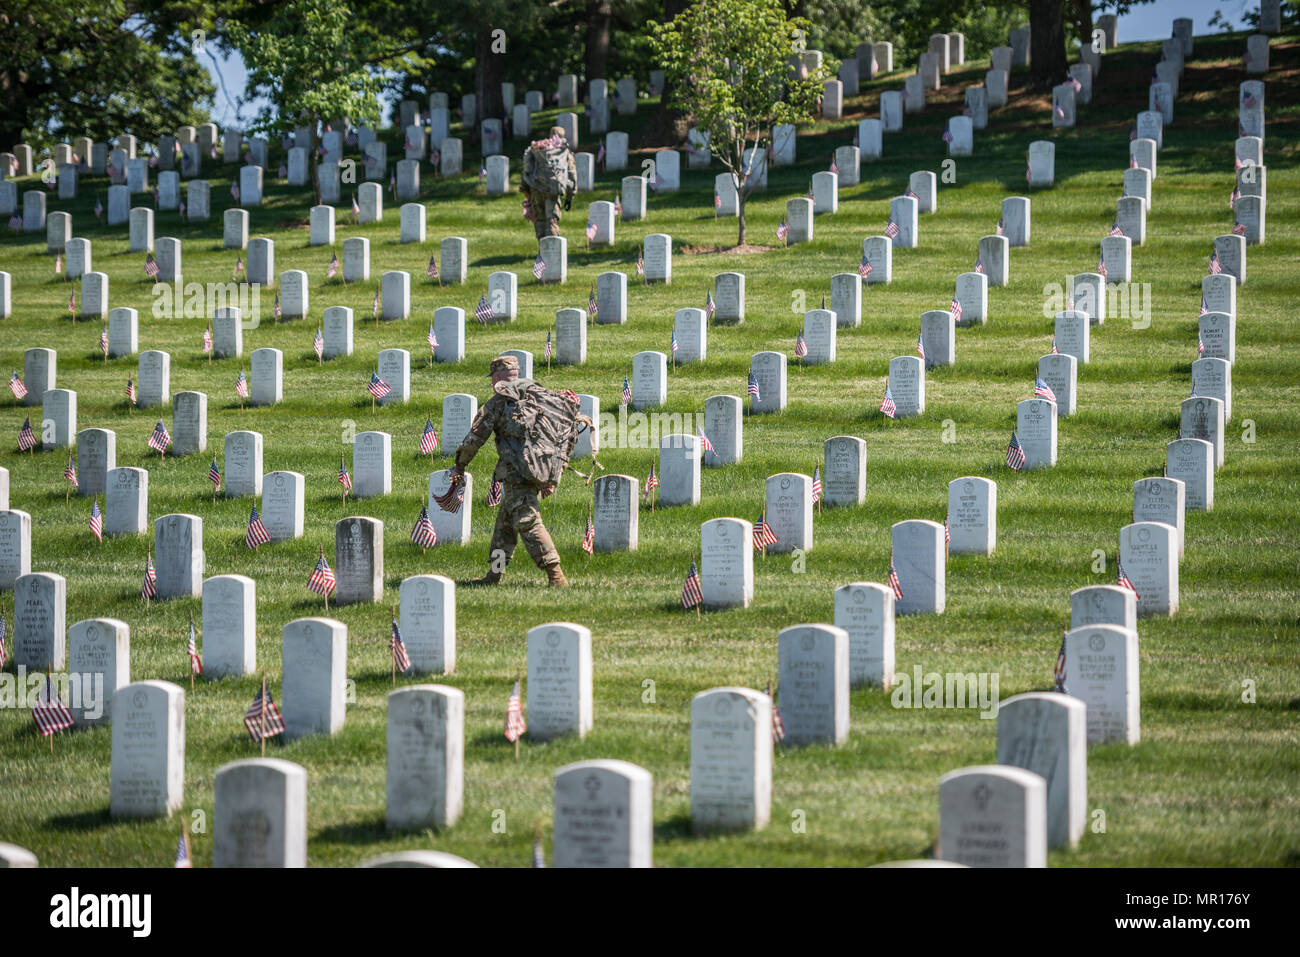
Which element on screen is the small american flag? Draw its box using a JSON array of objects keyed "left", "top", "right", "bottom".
[
  {"left": 904, "top": 186, "right": 918, "bottom": 200},
  {"left": 338, "top": 455, "right": 353, "bottom": 492},
  {"left": 776, "top": 218, "right": 789, "bottom": 242},
  {"left": 1243, "top": 91, "right": 1258, "bottom": 109},
  {"left": 427, "top": 254, "right": 439, "bottom": 279},
  {"left": 1232, "top": 221, "right": 1246, "bottom": 236},
  {"left": 245, "top": 506, "right": 270, "bottom": 549},
  {"left": 747, "top": 372, "right": 761, "bottom": 401},
  {"left": 829, "top": 155, "right": 839, "bottom": 175},
  {"left": 636, "top": 246, "right": 645, "bottom": 277},
  {"left": 596, "top": 143, "right": 606, "bottom": 166},
  {"left": 148, "top": 420, "right": 171, "bottom": 453},
  {"left": 1098, "top": 252, "right": 1107, "bottom": 280},
  {"left": 996, "top": 217, "right": 1005, "bottom": 237},
  {"left": 33, "top": 676, "right": 74, "bottom": 737},
  {"left": 714, "top": 188, "right": 721, "bottom": 210},
  {"left": 1051, "top": 335, "right": 1059, "bottom": 355},
  {"left": 187, "top": 616, "right": 203, "bottom": 674},
  {"left": 202, "top": 326, "right": 213, "bottom": 353},
  {"left": 314, "top": 326, "right": 324, "bottom": 359},
  {"left": 474, "top": 296, "right": 493, "bottom": 323},
  {"left": 89, "top": 499, "right": 103, "bottom": 542},
  {"left": 427, "top": 323, "right": 439, "bottom": 354},
  {"left": 1054, "top": 630, "right": 1068, "bottom": 693},
  {"left": 705, "top": 290, "right": 716, "bottom": 321},
  {"left": 1208, "top": 251, "right": 1222, "bottom": 275},
  {"left": 352, "top": 194, "right": 361, "bottom": 221},
  {"left": 766, "top": 682, "right": 786, "bottom": 742},
  {"left": 545, "top": 331, "right": 553, "bottom": 359},
  {"left": 794, "top": 332, "right": 808, "bottom": 358},
  {"left": 942, "top": 128, "right": 953, "bottom": 144},
  {"left": 859, "top": 252, "right": 872, "bottom": 279},
  {"left": 950, "top": 295, "right": 963, "bottom": 324},
  {"left": 1130, "top": 153, "right": 1138, "bottom": 169},
  {"left": 420, "top": 418, "right": 439, "bottom": 455},
  {"left": 588, "top": 286, "right": 598, "bottom": 321},
  {"left": 308, "top": 553, "right": 337, "bottom": 597},
  {"left": 888, "top": 551, "right": 904, "bottom": 599},
  {"left": 487, "top": 478, "right": 503, "bottom": 507},
  {"left": 411, "top": 504, "right": 437, "bottom": 548},
  {"left": 614, "top": 195, "right": 622, "bottom": 218},
  {"left": 811, "top": 466, "right": 822, "bottom": 504},
  {"left": 208, "top": 457, "right": 221, "bottom": 491},
  {"left": 753, "top": 510, "right": 778, "bottom": 550},
  {"left": 231, "top": 182, "right": 240, "bottom": 203},
  {"left": 273, "top": 294, "right": 281, "bottom": 320},
  {"left": 94, "top": 198, "right": 104, "bottom": 219},
  {"left": 1116, "top": 559, "right": 1140, "bottom": 599},
  {"left": 143, "top": 551, "right": 157, "bottom": 600},
  {"left": 697, "top": 426, "right": 715, "bottom": 456},
  {"left": 64, "top": 453, "right": 79, "bottom": 489},
  {"left": 582, "top": 510, "right": 595, "bottom": 554},
  {"left": 233, "top": 254, "right": 243, "bottom": 278},
  {"left": 533, "top": 253, "right": 546, "bottom": 280},
  {"left": 1130, "top": 126, "right": 1138, "bottom": 141},
  {"left": 1229, "top": 186, "right": 1241, "bottom": 208},
  {"left": 479, "top": 163, "right": 486, "bottom": 184},
  {"left": 880, "top": 382, "right": 898, "bottom": 418},
  {"left": 390, "top": 617, "right": 413, "bottom": 673},
  {"left": 126, "top": 377, "right": 137, "bottom": 405},
  {"left": 1198, "top": 334, "right": 1205, "bottom": 356},
  {"left": 916, "top": 332, "right": 925, "bottom": 359},
  {"left": 18, "top": 417, "right": 37, "bottom": 451},
  {"left": 884, "top": 219, "right": 900, "bottom": 239},
  {"left": 372, "top": 285, "right": 380, "bottom": 317},
  {"left": 504, "top": 679, "right": 526, "bottom": 742},
  {"left": 235, "top": 369, "right": 249, "bottom": 399},
  {"left": 681, "top": 560, "right": 703, "bottom": 609},
  {"left": 1006, "top": 431, "right": 1027, "bottom": 470},
  {"left": 644, "top": 465, "right": 659, "bottom": 500},
  {"left": 974, "top": 256, "right": 984, "bottom": 275},
  {"left": 433, "top": 475, "right": 465, "bottom": 513},
  {"left": 6, "top": 213, "right": 20, "bottom": 231},
  {"left": 944, "top": 512, "right": 950, "bottom": 546},
  {"left": 68, "top": 289, "right": 76, "bottom": 314},
  {"left": 244, "top": 686, "right": 286, "bottom": 742},
  {"left": 55, "top": 253, "right": 62, "bottom": 274},
  {"left": 586, "top": 220, "right": 597, "bottom": 242},
  {"left": 1069, "top": 75, "right": 1082, "bottom": 93},
  {"left": 327, "top": 253, "right": 338, "bottom": 279},
  {"left": 1034, "top": 376, "right": 1057, "bottom": 403},
  {"left": 9, "top": 371, "right": 27, "bottom": 399},
  {"left": 1109, "top": 220, "right": 1124, "bottom": 237},
  {"left": 622, "top": 377, "right": 632, "bottom": 407},
  {"left": 671, "top": 329, "right": 678, "bottom": 357},
  {"left": 367, "top": 372, "right": 391, "bottom": 399},
  {"left": 1200, "top": 294, "right": 1208, "bottom": 316},
  {"left": 175, "top": 832, "right": 192, "bottom": 868},
  {"left": 1055, "top": 104, "right": 1065, "bottom": 119}
]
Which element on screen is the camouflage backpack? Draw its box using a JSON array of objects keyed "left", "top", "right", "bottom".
[
  {"left": 495, "top": 380, "right": 591, "bottom": 488},
  {"left": 524, "top": 141, "right": 575, "bottom": 196}
]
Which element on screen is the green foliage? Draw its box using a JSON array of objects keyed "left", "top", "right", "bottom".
[
  {"left": 0, "top": 0, "right": 215, "bottom": 149},
  {"left": 225, "top": 0, "right": 384, "bottom": 136}
]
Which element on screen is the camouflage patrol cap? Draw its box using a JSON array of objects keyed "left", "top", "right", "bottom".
[
  {"left": 550, "top": 125, "right": 567, "bottom": 142},
  {"left": 488, "top": 354, "right": 520, "bottom": 377}
]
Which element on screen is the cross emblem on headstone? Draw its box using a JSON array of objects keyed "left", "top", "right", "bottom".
[{"left": 584, "top": 775, "right": 602, "bottom": 799}]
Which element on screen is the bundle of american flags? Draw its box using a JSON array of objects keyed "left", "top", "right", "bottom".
[
  {"left": 1006, "top": 431, "right": 1027, "bottom": 471},
  {"left": 410, "top": 504, "right": 437, "bottom": 548},
  {"left": 246, "top": 506, "right": 270, "bottom": 549},
  {"left": 433, "top": 474, "right": 465, "bottom": 513},
  {"left": 486, "top": 478, "right": 503, "bottom": 507}
]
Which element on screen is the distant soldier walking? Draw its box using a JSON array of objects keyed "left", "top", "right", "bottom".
[
  {"left": 452, "top": 355, "right": 593, "bottom": 586},
  {"left": 521, "top": 126, "right": 577, "bottom": 242}
]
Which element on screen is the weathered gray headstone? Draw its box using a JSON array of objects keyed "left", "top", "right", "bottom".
[
  {"left": 213, "top": 758, "right": 307, "bottom": 868},
  {"left": 996, "top": 693, "right": 1086, "bottom": 849},
  {"left": 938, "top": 765, "right": 1047, "bottom": 867},
  {"left": 334, "top": 517, "right": 383, "bottom": 604},
  {"left": 387, "top": 684, "right": 463, "bottom": 831},
  {"left": 13, "top": 572, "right": 66, "bottom": 669}
]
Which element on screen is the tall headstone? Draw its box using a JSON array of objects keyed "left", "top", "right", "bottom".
[
  {"left": 776, "top": 625, "right": 850, "bottom": 746},
  {"left": 659, "top": 434, "right": 701, "bottom": 507},
  {"left": 1166, "top": 439, "right": 1214, "bottom": 512},
  {"left": 1120, "top": 522, "right": 1178, "bottom": 617},
  {"left": 700, "top": 518, "right": 753, "bottom": 609},
  {"left": 1063, "top": 625, "right": 1140, "bottom": 744},
  {"left": 631, "top": 350, "right": 667, "bottom": 410},
  {"left": 398, "top": 575, "right": 456, "bottom": 674},
  {"left": 888, "top": 355, "right": 924, "bottom": 417},
  {"left": 996, "top": 694, "right": 1087, "bottom": 848},
  {"left": 262, "top": 471, "right": 305, "bottom": 542},
  {"left": 13, "top": 572, "right": 67, "bottom": 669},
  {"left": 105, "top": 468, "right": 148, "bottom": 536},
  {"left": 0, "top": 510, "right": 31, "bottom": 590},
  {"left": 947, "top": 477, "right": 996, "bottom": 555},
  {"left": 822, "top": 436, "right": 866, "bottom": 507},
  {"left": 110, "top": 681, "right": 185, "bottom": 818},
  {"left": 67, "top": 618, "right": 130, "bottom": 725},
  {"left": 526, "top": 623, "right": 593, "bottom": 740},
  {"left": 1181, "top": 395, "right": 1225, "bottom": 468},
  {"left": 690, "top": 687, "right": 771, "bottom": 832},
  {"left": 335, "top": 517, "right": 383, "bottom": 604},
  {"left": 203, "top": 574, "right": 257, "bottom": 678},
  {"left": 553, "top": 760, "right": 653, "bottom": 868},
  {"left": 387, "top": 684, "right": 463, "bottom": 830},
  {"left": 282, "top": 617, "right": 348, "bottom": 739},
  {"left": 834, "top": 582, "right": 895, "bottom": 688}
]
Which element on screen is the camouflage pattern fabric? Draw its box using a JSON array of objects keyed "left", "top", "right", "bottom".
[{"left": 488, "top": 480, "right": 560, "bottom": 570}]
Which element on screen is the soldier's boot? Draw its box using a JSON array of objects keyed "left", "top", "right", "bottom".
[
  {"left": 545, "top": 562, "right": 569, "bottom": 587},
  {"left": 472, "top": 569, "right": 504, "bottom": 586}
]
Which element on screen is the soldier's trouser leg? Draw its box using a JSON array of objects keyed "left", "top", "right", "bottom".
[
  {"left": 530, "top": 190, "right": 553, "bottom": 241},
  {"left": 488, "top": 496, "right": 519, "bottom": 569},
  {"left": 505, "top": 484, "right": 560, "bottom": 569},
  {"left": 544, "top": 196, "right": 562, "bottom": 237}
]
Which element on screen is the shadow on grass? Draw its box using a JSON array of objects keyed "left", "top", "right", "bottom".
[
  {"left": 653, "top": 812, "right": 695, "bottom": 844},
  {"left": 316, "top": 817, "right": 388, "bottom": 846},
  {"left": 47, "top": 807, "right": 113, "bottom": 833}
]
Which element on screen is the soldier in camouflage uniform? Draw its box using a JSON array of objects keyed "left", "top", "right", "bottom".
[
  {"left": 452, "top": 355, "right": 568, "bottom": 587},
  {"left": 521, "top": 126, "right": 577, "bottom": 241}
]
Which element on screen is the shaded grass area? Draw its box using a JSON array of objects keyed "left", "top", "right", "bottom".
[{"left": 0, "top": 29, "right": 1297, "bottom": 867}]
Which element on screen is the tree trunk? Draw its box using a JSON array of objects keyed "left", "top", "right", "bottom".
[
  {"left": 639, "top": 0, "right": 689, "bottom": 147},
  {"left": 1029, "top": 0, "right": 1068, "bottom": 90},
  {"left": 1071, "top": 0, "right": 1094, "bottom": 54},
  {"left": 737, "top": 189, "right": 747, "bottom": 247},
  {"left": 475, "top": 24, "right": 504, "bottom": 138},
  {"left": 585, "top": 0, "right": 612, "bottom": 81}
]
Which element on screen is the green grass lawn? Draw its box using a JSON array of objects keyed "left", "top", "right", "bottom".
[{"left": 0, "top": 29, "right": 1296, "bottom": 867}]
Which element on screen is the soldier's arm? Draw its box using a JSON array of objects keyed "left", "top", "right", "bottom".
[{"left": 453, "top": 400, "right": 499, "bottom": 471}]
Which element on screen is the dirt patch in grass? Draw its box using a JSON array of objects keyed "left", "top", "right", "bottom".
[{"left": 278, "top": 218, "right": 310, "bottom": 229}]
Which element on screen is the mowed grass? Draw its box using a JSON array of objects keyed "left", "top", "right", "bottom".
[{"left": 0, "top": 29, "right": 1297, "bottom": 867}]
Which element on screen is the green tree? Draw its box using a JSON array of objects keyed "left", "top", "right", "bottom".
[
  {"left": 0, "top": 0, "right": 215, "bottom": 151},
  {"left": 650, "top": 0, "right": 830, "bottom": 246},
  {"left": 226, "top": 0, "right": 383, "bottom": 201}
]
